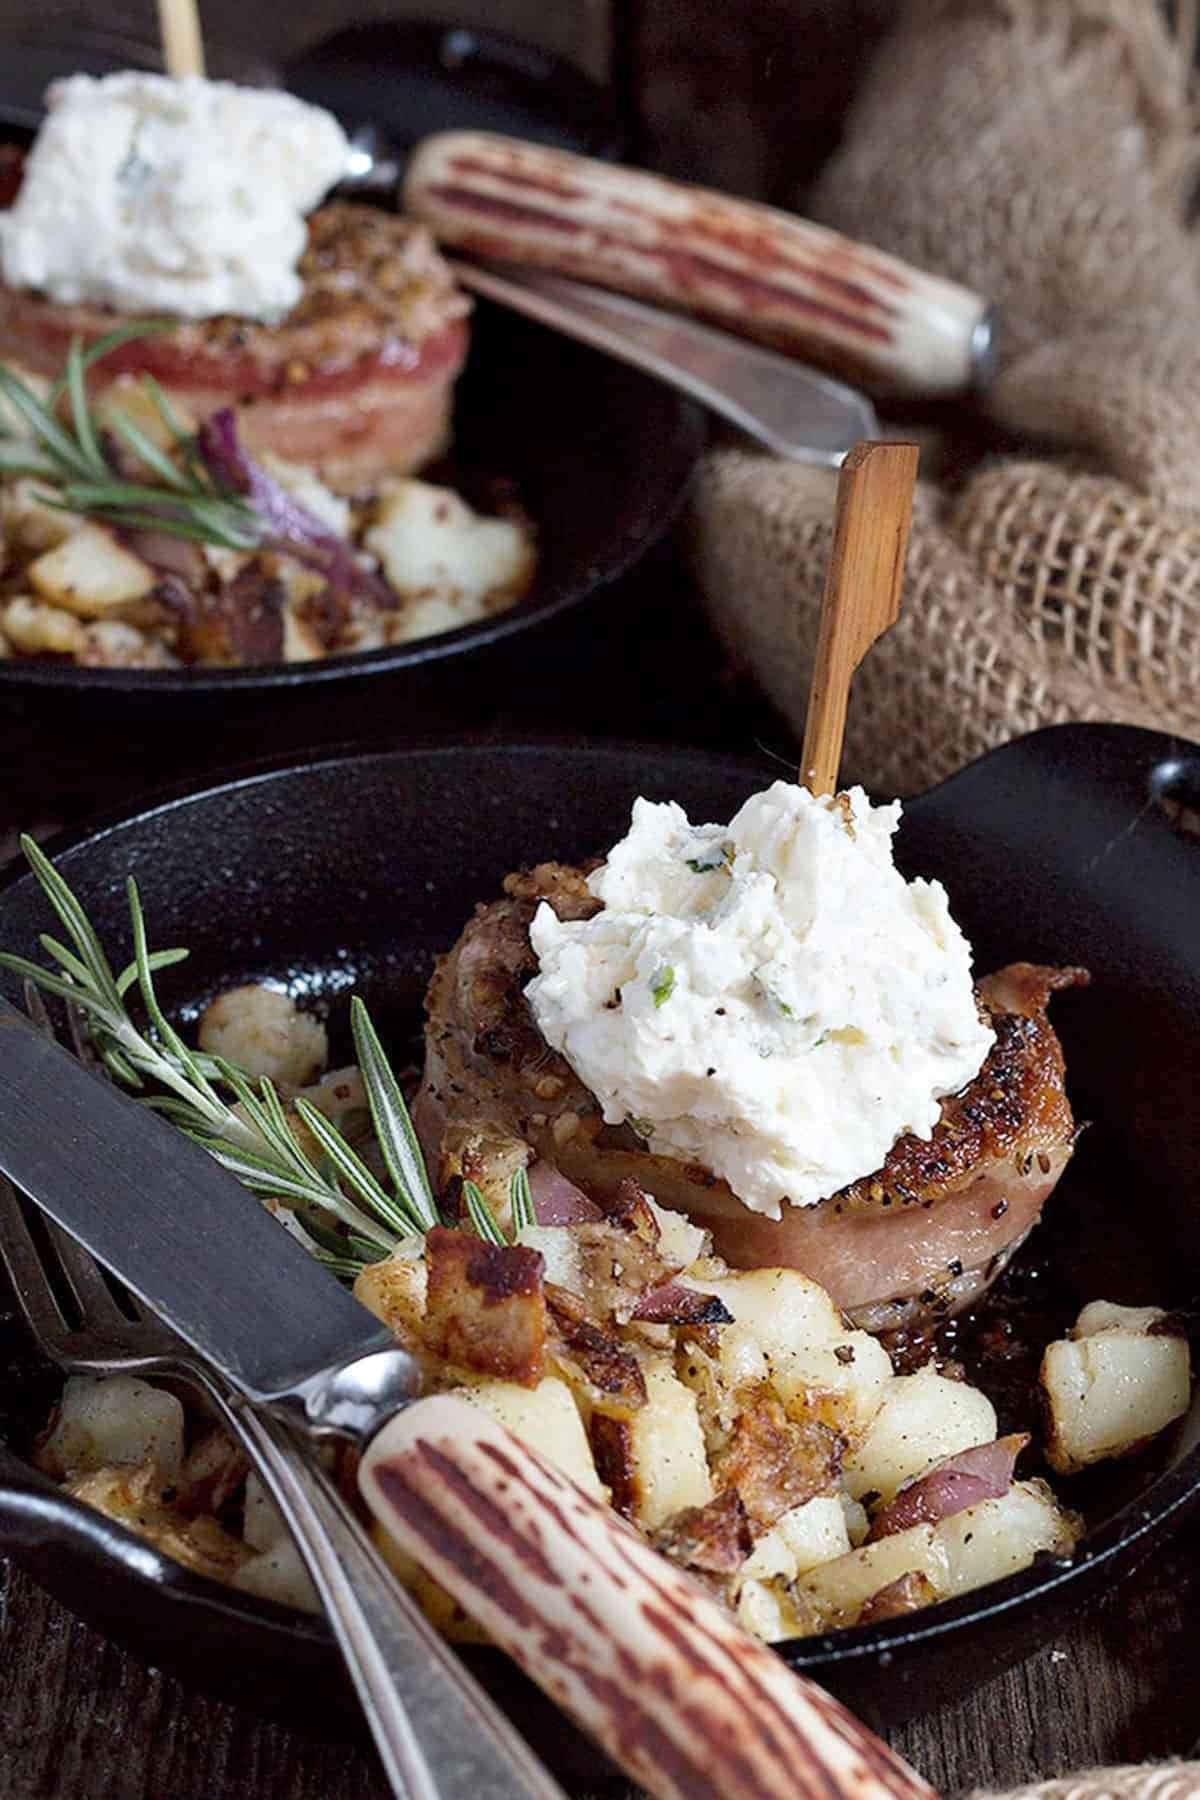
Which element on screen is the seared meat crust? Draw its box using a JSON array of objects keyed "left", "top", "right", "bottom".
[{"left": 414, "top": 864, "right": 1087, "bottom": 1331}]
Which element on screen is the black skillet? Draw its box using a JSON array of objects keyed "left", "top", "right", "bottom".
[
  {"left": 0, "top": 721, "right": 1197, "bottom": 1775},
  {"left": 0, "top": 28, "right": 702, "bottom": 817}
]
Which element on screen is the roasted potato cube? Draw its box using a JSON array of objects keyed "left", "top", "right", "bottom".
[
  {"left": 937, "top": 1479, "right": 1080, "bottom": 1593},
  {"left": 453, "top": 1374, "right": 606, "bottom": 1501},
  {"left": 2, "top": 477, "right": 84, "bottom": 553},
  {"left": 354, "top": 1238, "right": 428, "bottom": 1345},
  {"left": 590, "top": 1355, "right": 712, "bottom": 1530},
  {"left": 1041, "top": 1302, "right": 1191, "bottom": 1474},
  {"left": 843, "top": 1366, "right": 998, "bottom": 1503},
  {"left": 796, "top": 1521, "right": 951, "bottom": 1627},
  {"left": 232, "top": 1539, "right": 320, "bottom": 1613},
  {"left": 35, "top": 1374, "right": 184, "bottom": 1481},
  {"left": 693, "top": 1267, "right": 892, "bottom": 1446},
  {"left": 366, "top": 478, "right": 534, "bottom": 620},
  {"left": 198, "top": 983, "right": 328, "bottom": 1087},
  {"left": 28, "top": 522, "right": 157, "bottom": 617},
  {"left": 0, "top": 595, "right": 87, "bottom": 657}
]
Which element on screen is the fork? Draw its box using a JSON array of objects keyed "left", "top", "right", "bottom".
[{"left": 0, "top": 1003, "right": 567, "bottom": 1800}]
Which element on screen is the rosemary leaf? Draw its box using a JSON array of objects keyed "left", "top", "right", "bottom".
[
  {"left": 509, "top": 1165, "right": 536, "bottom": 1235},
  {"left": 351, "top": 996, "right": 438, "bottom": 1230},
  {"left": 462, "top": 1179, "right": 507, "bottom": 1247}
]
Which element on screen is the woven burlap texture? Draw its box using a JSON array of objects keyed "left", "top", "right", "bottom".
[
  {"left": 688, "top": 0, "right": 1200, "bottom": 793},
  {"left": 973, "top": 1761, "right": 1200, "bottom": 1800}
]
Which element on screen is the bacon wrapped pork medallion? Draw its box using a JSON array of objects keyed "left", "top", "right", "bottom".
[
  {"left": 0, "top": 75, "right": 533, "bottom": 668},
  {"left": 415, "top": 783, "right": 1089, "bottom": 1332}
]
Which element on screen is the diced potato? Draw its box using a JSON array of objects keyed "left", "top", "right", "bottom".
[
  {"left": 937, "top": 1479, "right": 1080, "bottom": 1595},
  {"left": 0, "top": 595, "right": 87, "bottom": 657},
  {"left": 28, "top": 521, "right": 157, "bottom": 617},
  {"left": 1075, "top": 1300, "right": 1168, "bottom": 1338},
  {"left": 452, "top": 1375, "right": 606, "bottom": 1502},
  {"left": 242, "top": 1468, "right": 287, "bottom": 1552},
  {"left": 694, "top": 1268, "right": 893, "bottom": 1447},
  {"left": 592, "top": 1356, "right": 713, "bottom": 1530},
  {"left": 283, "top": 605, "right": 327, "bottom": 662},
  {"left": 1041, "top": 1302, "right": 1191, "bottom": 1475},
  {"left": 35, "top": 1375, "right": 184, "bottom": 1481},
  {"left": 2, "top": 477, "right": 84, "bottom": 553},
  {"left": 354, "top": 1237, "right": 428, "bottom": 1343},
  {"left": 197, "top": 983, "right": 328, "bottom": 1087},
  {"left": 232, "top": 1538, "right": 320, "bottom": 1613},
  {"left": 797, "top": 1522, "right": 951, "bottom": 1626},
  {"left": 65, "top": 1464, "right": 251, "bottom": 1582},
  {"left": 742, "top": 1495, "right": 851, "bottom": 1584},
  {"left": 516, "top": 1223, "right": 584, "bottom": 1293},
  {"left": 293, "top": 1065, "right": 368, "bottom": 1134},
  {"left": 843, "top": 1367, "right": 998, "bottom": 1502},
  {"left": 82, "top": 619, "right": 171, "bottom": 668},
  {"left": 259, "top": 452, "right": 351, "bottom": 537},
  {"left": 644, "top": 1194, "right": 709, "bottom": 1268},
  {"left": 366, "top": 478, "right": 534, "bottom": 617}
]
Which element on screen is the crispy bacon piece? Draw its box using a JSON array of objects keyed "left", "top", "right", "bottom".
[
  {"left": 422, "top": 1225, "right": 546, "bottom": 1388},
  {"left": 654, "top": 1488, "right": 754, "bottom": 1577},
  {"left": 415, "top": 856, "right": 1088, "bottom": 1332},
  {"left": 714, "top": 1390, "right": 843, "bottom": 1531},
  {"left": 866, "top": 1434, "right": 1028, "bottom": 1542},
  {"left": 0, "top": 200, "right": 470, "bottom": 492},
  {"left": 545, "top": 1282, "right": 647, "bottom": 1412}
]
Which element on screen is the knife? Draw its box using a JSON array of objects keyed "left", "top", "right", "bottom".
[
  {"left": 0, "top": 995, "right": 936, "bottom": 1800},
  {"left": 448, "top": 261, "right": 880, "bottom": 464}
]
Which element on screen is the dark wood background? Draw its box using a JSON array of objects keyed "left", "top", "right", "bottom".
[{"left": 4, "top": 3, "right": 1200, "bottom": 1795}]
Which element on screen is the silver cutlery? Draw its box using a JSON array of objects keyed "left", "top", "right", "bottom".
[{"left": 0, "top": 990, "right": 937, "bottom": 1800}]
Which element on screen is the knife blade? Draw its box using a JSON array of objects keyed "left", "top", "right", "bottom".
[
  {"left": 450, "top": 260, "right": 880, "bottom": 464},
  {"left": 0, "top": 991, "right": 938, "bottom": 1800},
  {"left": 0, "top": 996, "right": 392, "bottom": 1402}
]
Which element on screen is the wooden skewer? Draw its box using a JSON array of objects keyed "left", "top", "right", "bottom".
[
  {"left": 800, "top": 440, "right": 919, "bottom": 796},
  {"left": 156, "top": 0, "right": 206, "bottom": 79}
]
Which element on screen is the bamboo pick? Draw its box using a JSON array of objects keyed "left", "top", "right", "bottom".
[
  {"left": 800, "top": 440, "right": 919, "bottom": 796},
  {"left": 156, "top": 0, "right": 206, "bottom": 79}
]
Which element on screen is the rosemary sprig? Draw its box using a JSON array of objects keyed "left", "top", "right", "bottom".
[
  {"left": 0, "top": 836, "right": 483, "bottom": 1276},
  {"left": 0, "top": 327, "right": 262, "bottom": 550}
]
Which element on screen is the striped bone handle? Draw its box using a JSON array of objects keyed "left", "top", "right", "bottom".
[
  {"left": 359, "top": 1395, "right": 939, "bottom": 1800},
  {"left": 404, "top": 131, "right": 994, "bottom": 399}
]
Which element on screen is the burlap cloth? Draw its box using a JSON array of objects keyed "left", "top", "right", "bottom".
[
  {"left": 972, "top": 1766, "right": 1200, "bottom": 1800},
  {"left": 688, "top": 0, "right": 1200, "bottom": 793}
]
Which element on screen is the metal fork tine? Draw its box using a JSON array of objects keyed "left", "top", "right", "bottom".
[
  {"left": 43, "top": 1216, "right": 136, "bottom": 1334},
  {"left": 0, "top": 1176, "right": 72, "bottom": 1358}
]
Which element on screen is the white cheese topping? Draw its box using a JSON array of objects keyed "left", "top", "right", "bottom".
[
  {"left": 0, "top": 74, "right": 349, "bottom": 320},
  {"left": 525, "top": 782, "right": 994, "bottom": 1218}
]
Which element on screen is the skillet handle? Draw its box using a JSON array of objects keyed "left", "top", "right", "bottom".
[
  {"left": 360, "top": 1394, "right": 939, "bottom": 1800},
  {"left": 234, "top": 1403, "right": 566, "bottom": 1800}
]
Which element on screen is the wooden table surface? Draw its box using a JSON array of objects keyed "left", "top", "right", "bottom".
[{"left": 2, "top": 1512, "right": 1197, "bottom": 1799}]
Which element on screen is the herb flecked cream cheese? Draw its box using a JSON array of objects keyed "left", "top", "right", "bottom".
[
  {"left": 525, "top": 782, "right": 995, "bottom": 1217},
  {"left": 0, "top": 74, "right": 349, "bottom": 320}
]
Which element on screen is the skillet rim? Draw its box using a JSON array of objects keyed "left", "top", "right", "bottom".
[{"left": 0, "top": 721, "right": 1198, "bottom": 1693}]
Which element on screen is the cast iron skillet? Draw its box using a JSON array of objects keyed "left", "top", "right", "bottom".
[
  {"left": 0, "top": 722, "right": 1198, "bottom": 1774},
  {"left": 0, "top": 300, "right": 704, "bottom": 800}
]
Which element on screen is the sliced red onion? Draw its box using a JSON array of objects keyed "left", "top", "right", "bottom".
[
  {"left": 866, "top": 1434, "right": 1029, "bottom": 1542},
  {"left": 526, "top": 1161, "right": 602, "bottom": 1226},
  {"left": 197, "top": 408, "right": 394, "bottom": 610}
]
